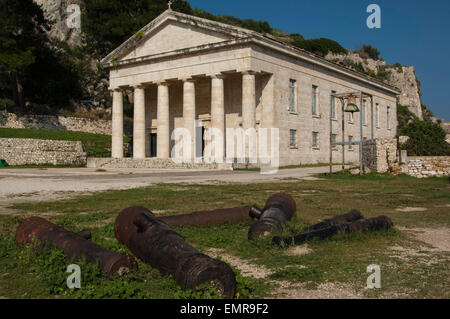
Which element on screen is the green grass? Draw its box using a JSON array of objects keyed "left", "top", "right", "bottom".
[
  {"left": 0, "top": 173, "right": 448, "bottom": 299},
  {"left": 0, "top": 127, "right": 130, "bottom": 157}
]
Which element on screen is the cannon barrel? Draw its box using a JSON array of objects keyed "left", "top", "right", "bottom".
[
  {"left": 302, "top": 209, "right": 364, "bottom": 232},
  {"left": 114, "top": 206, "right": 237, "bottom": 298},
  {"left": 16, "top": 217, "right": 137, "bottom": 276},
  {"left": 273, "top": 215, "right": 393, "bottom": 247},
  {"left": 248, "top": 193, "right": 296, "bottom": 240},
  {"left": 158, "top": 206, "right": 253, "bottom": 227}
]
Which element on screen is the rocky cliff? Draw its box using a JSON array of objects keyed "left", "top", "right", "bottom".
[
  {"left": 34, "top": 0, "right": 83, "bottom": 47},
  {"left": 326, "top": 52, "right": 423, "bottom": 119}
]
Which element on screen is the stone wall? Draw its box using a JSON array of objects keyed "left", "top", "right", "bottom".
[
  {"left": 0, "top": 112, "right": 116, "bottom": 135},
  {"left": 87, "top": 157, "right": 232, "bottom": 170},
  {"left": 0, "top": 138, "right": 87, "bottom": 166},
  {"left": 400, "top": 156, "right": 450, "bottom": 178},
  {"left": 362, "top": 138, "right": 398, "bottom": 173}
]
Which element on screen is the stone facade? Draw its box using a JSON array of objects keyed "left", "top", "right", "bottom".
[
  {"left": 400, "top": 156, "right": 450, "bottom": 178},
  {"left": 101, "top": 9, "right": 400, "bottom": 168},
  {"left": 0, "top": 112, "right": 120, "bottom": 135},
  {"left": 362, "top": 138, "right": 398, "bottom": 173},
  {"left": 0, "top": 138, "right": 87, "bottom": 166}
]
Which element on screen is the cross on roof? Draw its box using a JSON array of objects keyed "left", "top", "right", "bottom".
[{"left": 168, "top": 0, "right": 173, "bottom": 10}]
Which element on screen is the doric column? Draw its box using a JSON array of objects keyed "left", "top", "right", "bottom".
[
  {"left": 111, "top": 89, "right": 124, "bottom": 158},
  {"left": 183, "top": 79, "right": 196, "bottom": 160},
  {"left": 242, "top": 71, "right": 256, "bottom": 130},
  {"left": 133, "top": 85, "right": 146, "bottom": 159},
  {"left": 242, "top": 71, "right": 257, "bottom": 160},
  {"left": 211, "top": 74, "right": 225, "bottom": 160},
  {"left": 157, "top": 82, "right": 170, "bottom": 159}
]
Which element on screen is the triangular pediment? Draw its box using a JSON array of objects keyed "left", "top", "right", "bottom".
[{"left": 102, "top": 10, "right": 255, "bottom": 66}]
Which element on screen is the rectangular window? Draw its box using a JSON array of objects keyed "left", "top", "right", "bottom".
[
  {"left": 387, "top": 106, "right": 391, "bottom": 129},
  {"left": 348, "top": 135, "right": 353, "bottom": 150},
  {"left": 376, "top": 103, "right": 380, "bottom": 127},
  {"left": 331, "top": 90, "right": 336, "bottom": 120},
  {"left": 289, "top": 79, "right": 296, "bottom": 112},
  {"left": 290, "top": 129, "right": 297, "bottom": 147},
  {"left": 349, "top": 111, "right": 353, "bottom": 123},
  {"left": 331, "top": 134, "right": 337, "bottom": 149},
  {"left": 312, "top": 85, "right": 318, "bottom": 115},
  {"left": 312, "top": 131, "right": 319, "bottom": 148},
  {"left": 362, "top": 99, "right": 367, "bottom": 125}
]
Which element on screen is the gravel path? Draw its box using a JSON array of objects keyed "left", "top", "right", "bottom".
[{"left": 0, "top": 166, "right": 343, "bottom": 211}]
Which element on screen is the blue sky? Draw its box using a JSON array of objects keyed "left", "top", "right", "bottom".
[{"left": 189, "top": 0, "right": 450, "bottom": 121}]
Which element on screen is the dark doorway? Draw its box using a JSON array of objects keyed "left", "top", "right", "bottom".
[
  {"left": 195, "top": 125, "right": 205, "bottom": 158},
  {"left": 150, "top": 133, "right": 157, "bottom": 158}
]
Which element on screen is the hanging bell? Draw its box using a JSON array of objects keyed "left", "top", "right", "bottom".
[{"left": 344, "top": 96, "right": 360, "bottom": 113}]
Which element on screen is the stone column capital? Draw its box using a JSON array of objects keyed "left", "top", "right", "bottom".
[
  {"left": 131, "top": 84, "right": 146, "bottom": 90},
  {"left": 210, "top": 74, "right": 226, "bottom": 80},
  {"left": 242, "top": 70, "right": 257, "bottom": 76},
  {"left": 156, "top": 81, "right": 170, "bottom": 87},
  {"left": 181, "top": 77, "right": 196, "bottom": 83},
  {"left": 112, "top": 87, "right": 123, "bottom": 93}
]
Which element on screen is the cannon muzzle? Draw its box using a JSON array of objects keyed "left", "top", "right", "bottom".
[{"left": 248, "top": 193, "right": 296, "bottom": 240}]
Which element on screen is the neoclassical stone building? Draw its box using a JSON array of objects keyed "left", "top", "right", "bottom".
[{"left": 101, "top": 8, "right": 400, "bottom": 167}]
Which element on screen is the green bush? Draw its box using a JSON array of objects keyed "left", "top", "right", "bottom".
[
  {"left": 399, "top": 119, "right": 450, "bottom": 156},
  {"left": 357, "top": 45, "right": 381, "bottom": 60},
  {"left": 292, "top": 38, "right": 347, "bottom": 57}
]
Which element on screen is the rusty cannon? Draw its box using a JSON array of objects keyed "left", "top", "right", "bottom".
[
  {"left": 114, "top": 206, "right": 237, "bottom": 298},
  {"left": 302, "top": 209, "right": 364, "bottom": 232},
  {"left": 158, "top": 205, "right": 255, "bottom": 227},
  {"left": 16, "top": 217, "right": 138, "bottom": 276},
  {"left": 273, "top": 215, "right": 394, "bottom": 248},
  {"left": 248, "top": 193, "right": 297, "bottom": 240}
]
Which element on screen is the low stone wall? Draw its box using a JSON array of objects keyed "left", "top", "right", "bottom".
[
  {"left": 362, "top": 138, "right": 398, "bottom": 173},
  {"left": 0, "top": 112, "right": 114, "bottom": 135},
  {"left": 400, "top": 156, "right": 450, "bottom": 178},
  {"left": 87, "top": 158, "right": 232, "bottom": 170},
  {"left": 0, "top": 138, "right": 87, "bottom": 166}
]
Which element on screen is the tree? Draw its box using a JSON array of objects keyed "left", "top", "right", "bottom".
[
  {"left": 399, "top": 118, "right": 450, "bottom": 156},
  {"left": 0, "top": 0, "right": 50, "bottom": 111},
  {"left": 357, "top": 45, "right": 381, "bottom": 60},
  {"left": 291, "top": 38, "right": 347, "bottom": 57},
  {"left": 191, "top": 9, "right": 272, "bottom": 34},
  {"left": 82, "top": 0, "right": 193, "bottom": 59}
]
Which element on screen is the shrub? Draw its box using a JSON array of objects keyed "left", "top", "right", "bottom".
[
  {"left": 292, "top": 38, "right": 347, "bottom": 57},
  {"left": 399, "top": 119, "right": 450, "bottom": 156},
  {"left": 357, "top": 45, "right": 381, "bottom": 60}
]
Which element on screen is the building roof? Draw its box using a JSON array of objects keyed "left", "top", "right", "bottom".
[{"left": 101, "top": 9, "right": 401, "bottom": 95}]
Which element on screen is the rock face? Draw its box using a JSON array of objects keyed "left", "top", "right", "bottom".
[
  {"left": 33, "top": 0, "right": 83, "bottom": 47},
  {"left": 326, "top": 52, "right": 423, "bottom": 120},
  {"left": 389, "top": 66, "right": 422, "bottom": 119},
  {"left": 442, "top": 122, "right": 450, "bottom": 144}
]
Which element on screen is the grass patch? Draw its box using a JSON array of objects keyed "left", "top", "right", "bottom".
[{"left": 0, "top": 174, "right": 448, "bottom": 298}]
